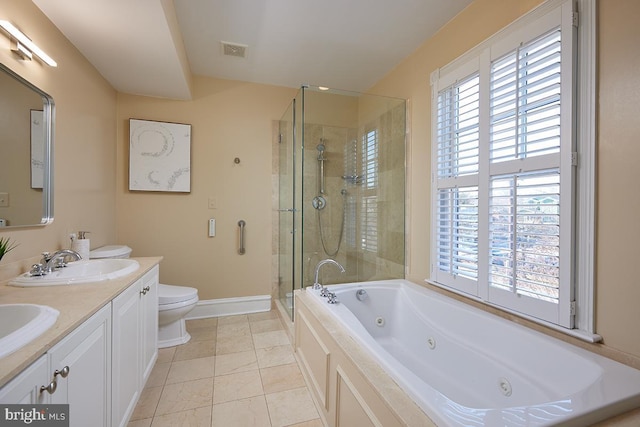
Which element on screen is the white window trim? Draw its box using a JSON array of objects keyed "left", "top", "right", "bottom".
[
  {"left": 574, "top": 0, "right": 597, "bottom": 338},
  {"left": 428, "top": 0, "right": 598, "bottom": 342}
]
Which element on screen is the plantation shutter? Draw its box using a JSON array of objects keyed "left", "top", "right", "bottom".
[
  {"left": 431, "top": 1, "right": 576, "bottom": 327},
  {"left": 344, "top": 140, "right": 358, "bottom": 248},
  {"left": 486, "top": 6, "right": 575, "bottom": 327},
  {"left": 361, "top": 130, "right": 378, "bottom": 252},
  {"left": 433, "top": 71, "right": 480, "bottom": 295}
]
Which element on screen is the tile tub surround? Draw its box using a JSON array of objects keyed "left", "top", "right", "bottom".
[
  {"left": 0, "top": 257, "right": 163, "bottom": 386},
  {"left": 128, "top": 313, "right": 323, "bottom": 427}
]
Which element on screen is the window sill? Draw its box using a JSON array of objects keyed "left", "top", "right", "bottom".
[{"left": 423, "top": 278, "right": 602, "bottom": 343}]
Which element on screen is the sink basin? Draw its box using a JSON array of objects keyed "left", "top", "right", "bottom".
[
  {"left": 9, "top": 259, "right": 140, "bottom": 287},
  {"left": 0, "top": 304, "right": 59, "bottom": 358}
]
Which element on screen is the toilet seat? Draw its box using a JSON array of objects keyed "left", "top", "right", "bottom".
[{"left": 159, "top": 284, "right": 198, "bottom": 307}]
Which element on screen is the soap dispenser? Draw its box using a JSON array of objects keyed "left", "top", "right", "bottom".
[{"left": 71, "top": 231, "right": 90, "bottom": 259}]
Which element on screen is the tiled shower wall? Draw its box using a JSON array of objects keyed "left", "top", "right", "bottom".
[{"left": 272, "top": 100, "right": 406, "bottom": 316}]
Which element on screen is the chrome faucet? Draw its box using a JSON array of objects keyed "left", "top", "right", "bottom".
[
  {"left": 312, "top": 259, "right": 345, "bottom": 295},
  {"left": 44, "top": 249, "right": 82, "bottom": 273}
]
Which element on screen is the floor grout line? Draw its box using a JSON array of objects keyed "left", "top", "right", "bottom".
[{"left": 128, "top": 311, "right": 321, "bottom": 427}]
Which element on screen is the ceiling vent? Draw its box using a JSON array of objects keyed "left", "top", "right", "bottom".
[{"left": 221, "top": 41, "right": 248, "bottom": 58}]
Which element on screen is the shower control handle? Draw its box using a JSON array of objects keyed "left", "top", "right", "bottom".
[
  {"left": 312, "top": 196, "right": 326, "bottom": 210},
  {"left": 327, "top": 292, "right": 338, "bottom": 304}
]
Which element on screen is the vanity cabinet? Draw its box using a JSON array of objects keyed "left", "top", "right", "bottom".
[
  {"left": 0, "top": 354, "right": 48, "bottom": 404},
  {"left": 49, "top": 304, "right": 111, "bottom": 427},
  {"left": 0, "top": 261, "right": 160, "bottom": 427},
  {"left": 0, "top": 303, "right": 111, "bottom": 427},
  {"left": 111, "top": 265, "right": 158, "bottom": 427}
]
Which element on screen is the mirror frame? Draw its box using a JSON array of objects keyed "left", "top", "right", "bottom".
[{"left": 0, "top": 63, "right": 54, "bottom": 228}]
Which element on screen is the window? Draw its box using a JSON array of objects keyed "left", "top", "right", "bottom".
[
  {"left": 435, "top": 74, "right": 480, "bottom": 293},
  {"left": 430, "top": 0, "right": 595, "bottom": 332},
  {"left": 362, "top": 130, "right": 379, "bottom": 188}
]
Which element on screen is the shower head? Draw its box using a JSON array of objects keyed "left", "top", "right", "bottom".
[{"left": 317, "top": 143, "right": 325, "bottom": 152}]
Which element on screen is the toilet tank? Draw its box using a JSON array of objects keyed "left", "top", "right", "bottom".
[{"left": 89, "top": 245, "right": 132, "bottom": 259}]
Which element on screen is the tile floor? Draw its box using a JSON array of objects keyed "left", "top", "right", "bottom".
[{"left": 127, "top": 311, "right": 323, "bottom": 427}]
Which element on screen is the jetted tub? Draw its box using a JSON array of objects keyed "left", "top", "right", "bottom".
[{"left": 305, "top": 279, "right": 640, "bottom": 426}]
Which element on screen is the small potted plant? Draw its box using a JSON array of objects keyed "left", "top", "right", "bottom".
[{"left": 0, "top": 237, "right": 18, "bottom": 262}]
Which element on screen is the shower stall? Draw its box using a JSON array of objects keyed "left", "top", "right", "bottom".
[{"left": 276, "top": 85, "right": 406, "bottom": 319}]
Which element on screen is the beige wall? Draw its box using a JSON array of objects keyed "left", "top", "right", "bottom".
[
  {"left": 0, "top": 0, "right": 117, "bottom": 276},
  {"left": 371, "top": 0, "right": 640, "bottom": 361},
  {"left": 2, "top": 0, "right": 639, "bottom": 367},
  {"left": 595, "top": 0, "right": 640, "bottom": 359},
  {"left": 116, "top": 78, "right": 296, "bottom": 300}
]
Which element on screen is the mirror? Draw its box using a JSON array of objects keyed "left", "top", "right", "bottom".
[{"left": 0, "top": 63, "right": 53, "bottom": 228}]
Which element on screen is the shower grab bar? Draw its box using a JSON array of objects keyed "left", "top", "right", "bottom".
[{"left": 238, "top": 220, "right": 246, "bottom": 255}]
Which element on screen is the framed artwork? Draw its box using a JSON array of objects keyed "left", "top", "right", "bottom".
[
  {"left": 129, "top": 118, "right": 191, "bottom": 192},
  {"left": 30, "top": 110, "right": 44, "bottom": 189}
]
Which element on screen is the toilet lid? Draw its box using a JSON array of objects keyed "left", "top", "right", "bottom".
[
  {"left": 90, "top": 245, "right": 132, "bottom": 259},
  {"left": 158, "top": 284, "right": 198, "bottom": 304}
]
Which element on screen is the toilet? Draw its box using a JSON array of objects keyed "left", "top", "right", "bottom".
[
  {"left": 90, "top": 245, "right": 199, "bottom": 348},
  {"left": 156, "top": 284, "right": 199, "bottom": 348},
  {"left": 89, "top": 245, "right": 132, "bottom": 259}
]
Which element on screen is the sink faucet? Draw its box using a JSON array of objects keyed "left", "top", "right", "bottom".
[
  {"left": 43, "top": 249, "right": 82, "bottom": 273},
  {"left": 312, "top": 259, "right": 345, "bottom": 293}
]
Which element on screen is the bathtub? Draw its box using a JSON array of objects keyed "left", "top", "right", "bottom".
[{"left": 304, "top": 279, "right": 640, "bottom": 426}]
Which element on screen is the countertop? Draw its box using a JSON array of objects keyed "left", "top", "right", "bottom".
[{"left": 0, "top": 256, "right": 163, "bottom": 387}]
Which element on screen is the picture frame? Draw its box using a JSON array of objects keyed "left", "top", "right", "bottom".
[
  {"left": 30, "top": 109, "right": 44, "bottom": 189},
  {"left": 129, "top": 118, "right": 191, "bottom": 192}
]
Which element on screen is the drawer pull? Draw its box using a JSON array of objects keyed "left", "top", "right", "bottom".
[
  {"left": 40, "top": 380, "right": 57, "bottom": 394},
  {"left": 54, "top": 366, "right": 70, "bottom": 378}
]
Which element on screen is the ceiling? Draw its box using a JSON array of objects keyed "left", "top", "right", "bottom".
[{"left": 32, "top": 0, "right": 473, "bottom": 100}]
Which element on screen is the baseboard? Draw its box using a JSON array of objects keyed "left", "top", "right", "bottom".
[{"left": 185, "top": 295, "right": 272, "bottom": 319}]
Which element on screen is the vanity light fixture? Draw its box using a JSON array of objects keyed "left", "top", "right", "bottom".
[
  {"left": 13, "top": 41, "right": 33, "bottom": 61},
  {"left": 0, "top": 20, "right": 57, "bottom": 67}
]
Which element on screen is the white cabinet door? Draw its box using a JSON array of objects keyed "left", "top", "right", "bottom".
[
  {"left": 49, "top": 304, "right": 111, "bottom": 427},
  {"left": 111, "top": 279, "right": 141, "bottom": 427},
  {"left": 0, "top": 354, "right": 49, "bottom": 404},
  {"left": 112, "top": 265, "right": 159, "bottom": 427},
  {"left": 140, "top": 266, "right": 158, "bottom": 385}
]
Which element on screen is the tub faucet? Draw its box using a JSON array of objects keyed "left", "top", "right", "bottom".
[
  {"left": 44, "top": 249, "right": 82, "bottom": 273},
  {"left": 312, "top": 259, "right": 345, "bottom": 294}
]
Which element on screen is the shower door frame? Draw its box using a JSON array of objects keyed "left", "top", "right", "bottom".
[{"left": 277, "top": 91, "right": 305, "bottom": 320}]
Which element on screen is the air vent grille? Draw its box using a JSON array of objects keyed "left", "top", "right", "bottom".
[{"left": 221, "top": 41, "right": 247, "bottom": 58}]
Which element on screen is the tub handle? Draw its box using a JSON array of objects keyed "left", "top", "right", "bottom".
[{"left": 238, "top": 220, "right": 246, "bottom": 255}]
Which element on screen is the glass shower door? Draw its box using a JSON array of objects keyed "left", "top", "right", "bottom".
[{"left": 277, "top": 99, "right": 295, "bottom": 319}]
